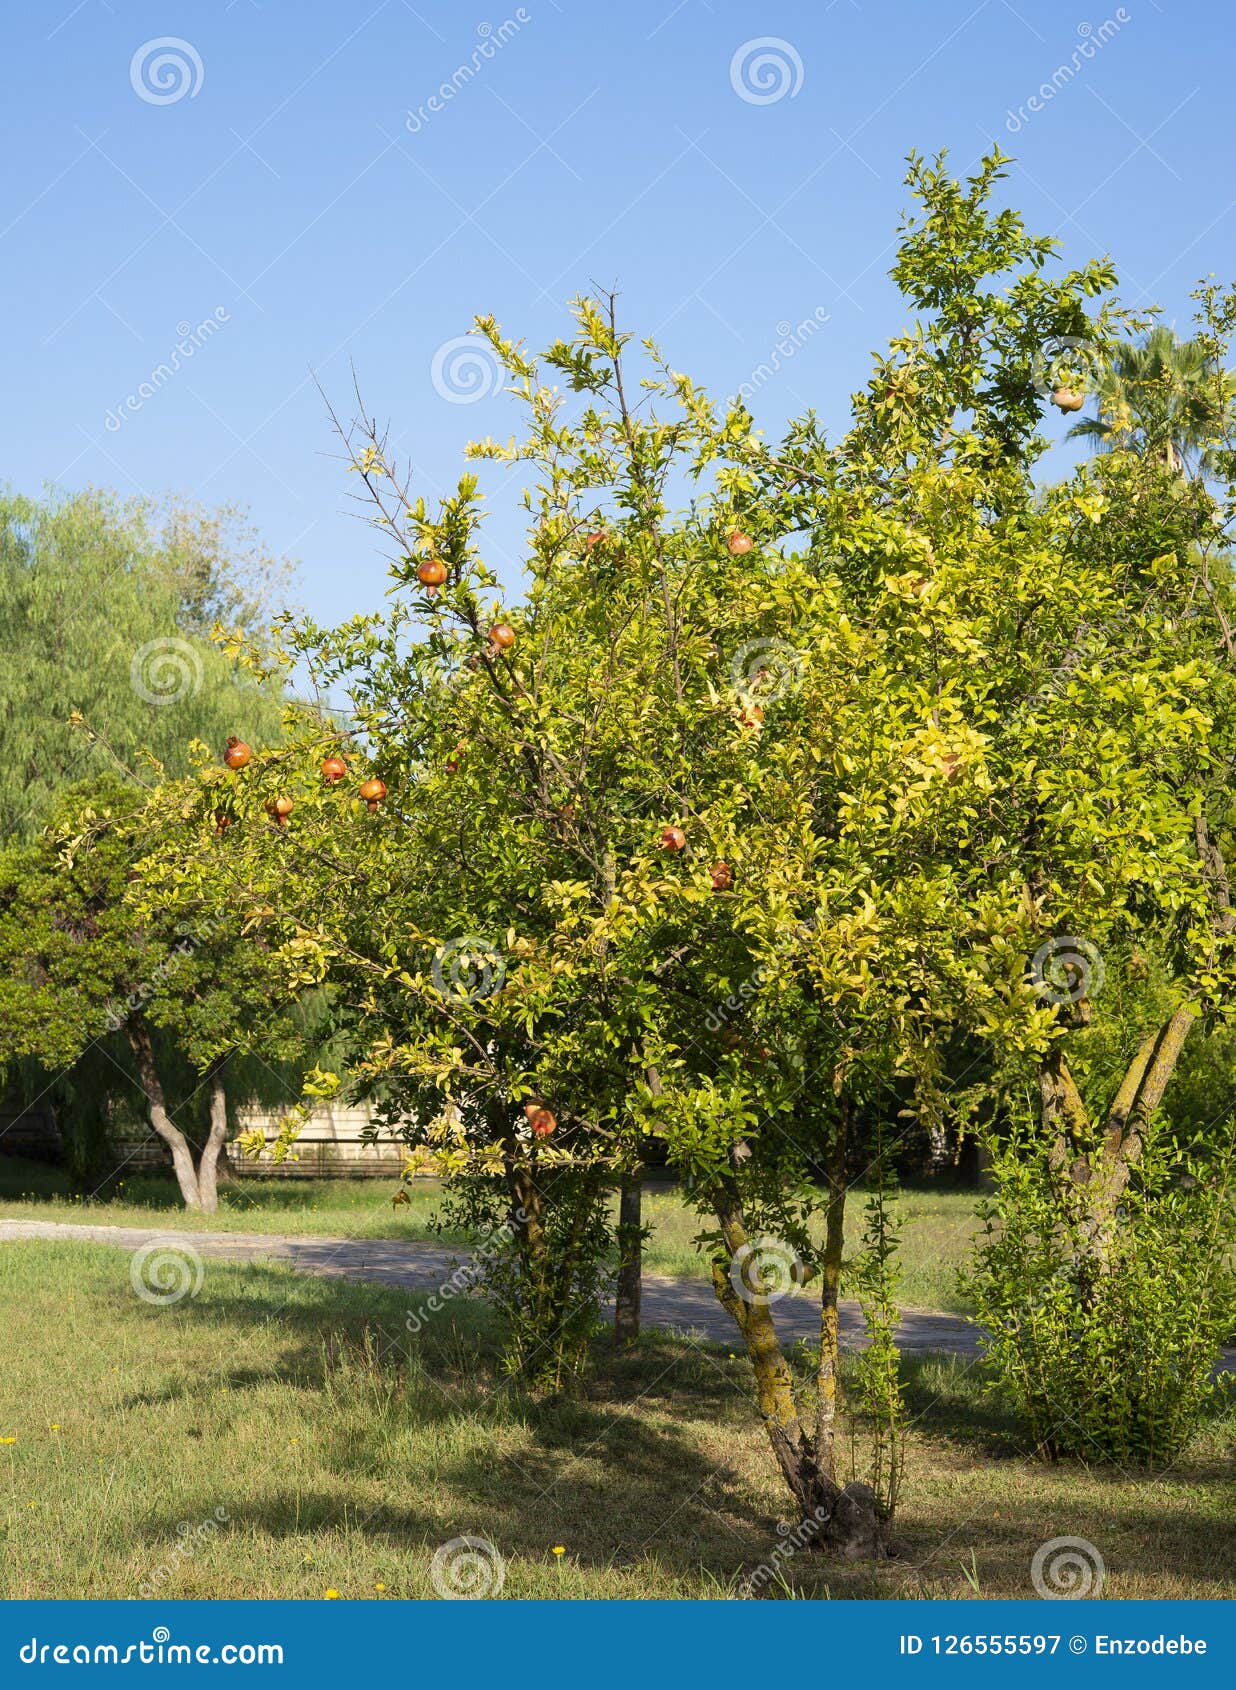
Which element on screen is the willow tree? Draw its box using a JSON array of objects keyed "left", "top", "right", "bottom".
[{"left": 0, "top": 488, "right": 288, "bottom": 842}]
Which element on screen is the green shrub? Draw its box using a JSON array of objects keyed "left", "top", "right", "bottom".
[{"left": 964, "top": 1112, "right": 1236, "bottom": 1466}]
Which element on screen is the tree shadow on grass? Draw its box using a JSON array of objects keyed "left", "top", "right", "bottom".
[{"left": 119, "top": 1263, "right": 775, "bottom": 1582}]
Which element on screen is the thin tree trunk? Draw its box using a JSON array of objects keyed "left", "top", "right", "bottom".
[
  {"left": 196, "top": 1061, "right": 230, "bottom": 1213},
  {"left": 710, "top": 1175, "right": 884, "bottom": 1557},
  {"left": 613, "top": 1171, "right": 642, "bottom": 1348},
  {"left": 814, "top": 1106, "right": 849, "bottom": 1489},
  {"left": 125, "top": 1021, "right": 202, "bottom": 1208}
]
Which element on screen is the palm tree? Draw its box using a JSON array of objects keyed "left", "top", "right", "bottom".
[{"left": 1067, "top": 325, "right": 1235, "bottom": 476}]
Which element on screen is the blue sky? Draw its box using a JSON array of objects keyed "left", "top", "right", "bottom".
[{"left": 4, "top": 0, "right": 1233, "bottom": 624}]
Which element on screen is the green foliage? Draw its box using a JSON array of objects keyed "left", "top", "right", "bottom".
[
  {"left": 432, "top": 1172, "right": 611, "bottom": 1391},
  {"left": 0, "top": 487, "right": 288, "bottom": 840},
  {"left": 0, "top": 778, "right": 309, "bottom": 1188},
  {"left": 1067, "top": 324, "right": 1236, "bottom": 474},
  {"left": 964, "top": 1109, "right": 1236, "bottom": 1466},
  {"left": 129, "top": 148, "right": 1236, "bottom": 1517}
]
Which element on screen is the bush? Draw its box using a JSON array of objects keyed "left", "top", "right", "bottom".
[{"left": 964, "top": 1111, "right": 1236, "bottom": 1466}]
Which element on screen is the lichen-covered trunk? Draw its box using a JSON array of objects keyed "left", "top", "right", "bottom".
[
  {"left": 710, "top": 1178, "right": 884, "bottom": 1558},
  {"left": 1042, "top": 1004, "right": 1195, "bottom": 1267},
  {"left": 613, "top": 1171, "right": 642, "bottom": 1348},
  {"left": 814, "top": 1106, "right": 849, "bottom": 1491}
]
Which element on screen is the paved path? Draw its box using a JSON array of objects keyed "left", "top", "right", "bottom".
[{"left": 0, "top": 1216, "right": 980, "bottom": 1354}]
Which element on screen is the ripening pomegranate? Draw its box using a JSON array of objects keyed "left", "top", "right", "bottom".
[
  {"left": 358, "top": 777, "right": 387, "bottom": 806},
  {"left": 417, "top": 557, "right": 447, "bottom": 588},
  {"left": 321, "top": 756, "right": 347, "bottom": 782},
  {"left": 660, "top": 826, "right": 687, "bottom": 852},
  {"left": 529, "top": 1107, "right": 556, "bottom": 1139},
  {"left": 267, "top": 796, "right": 294, "bottom": 826},
  {"left": 490, "top": 623, "right": 516, "bottom": 651},
  {"left": 710, "top": 860, "right": 733, "bottom": 891},
  {"left": 215, "top": 812, "right": 231, "bottom": 834},
  {"left": 224, "top": 737, "right": 251, "bottom": 770},
  {"left": 726, "top": 530, "right": 753, "bottom": 556},
  {"left": 1051, "top": 387, "right": 1085, "bottom": 413}
]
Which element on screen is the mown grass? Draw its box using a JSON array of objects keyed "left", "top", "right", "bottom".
[
  {"left": 0, "top": 1157, "right": 982, "bottom": 1312},
  {"left": 1, "top": 1238, "right": 1233, "bottom": 1600}
]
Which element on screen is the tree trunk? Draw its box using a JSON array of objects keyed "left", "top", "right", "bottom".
[
  {"left": 126, "top": 1021, "right": 202, "bottom": 1208},
  {"left": 1042, "top": 1003, "right": 1196, "bottom": 1265},
  {"left": 814, "top": 1107, "right": 849, "bottom": 1490},
  {"left": 710, "top": 1176, "right": 884, "bottom": 1558},
  {"left": 195, "top": 1062, "right": 230, "bottom": 1213},
  {"left": 613, "top": 1171, "right": 642, "bottom": 1348}
]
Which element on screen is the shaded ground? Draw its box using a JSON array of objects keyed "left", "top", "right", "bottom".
[{"left": 1, "top": 1237, "right": 1234, "bottom": 1600}]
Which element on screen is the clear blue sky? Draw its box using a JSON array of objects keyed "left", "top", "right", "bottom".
[{"left": 4, "top": 0, "right": 1233, "bottom": 623}]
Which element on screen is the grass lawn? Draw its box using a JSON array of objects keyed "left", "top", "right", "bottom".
[
  {"left": 1, "top": 1238, "right": 1232, "bottom": 1600},
  {"left": 0, "top": 1156, "right": 982, "bottom": 1312}
]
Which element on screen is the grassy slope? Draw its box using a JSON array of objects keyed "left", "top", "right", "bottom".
[
  {"left": 1, "top": 1239, "right": 1232, "bottom": 1600},
  {"left": 0, "top": 1158, "right": 981, "bottom": 1312}
]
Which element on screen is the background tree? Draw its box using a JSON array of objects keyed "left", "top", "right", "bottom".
[
  {"left": 0, "top": 778, "right": 311, "bottom": 1207},
  {"left": 1067, "top": 323, "right": 1236, "bottom": 475},
  {"left": 0, "top": 487, "right": 290, "bottom": 842}
]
